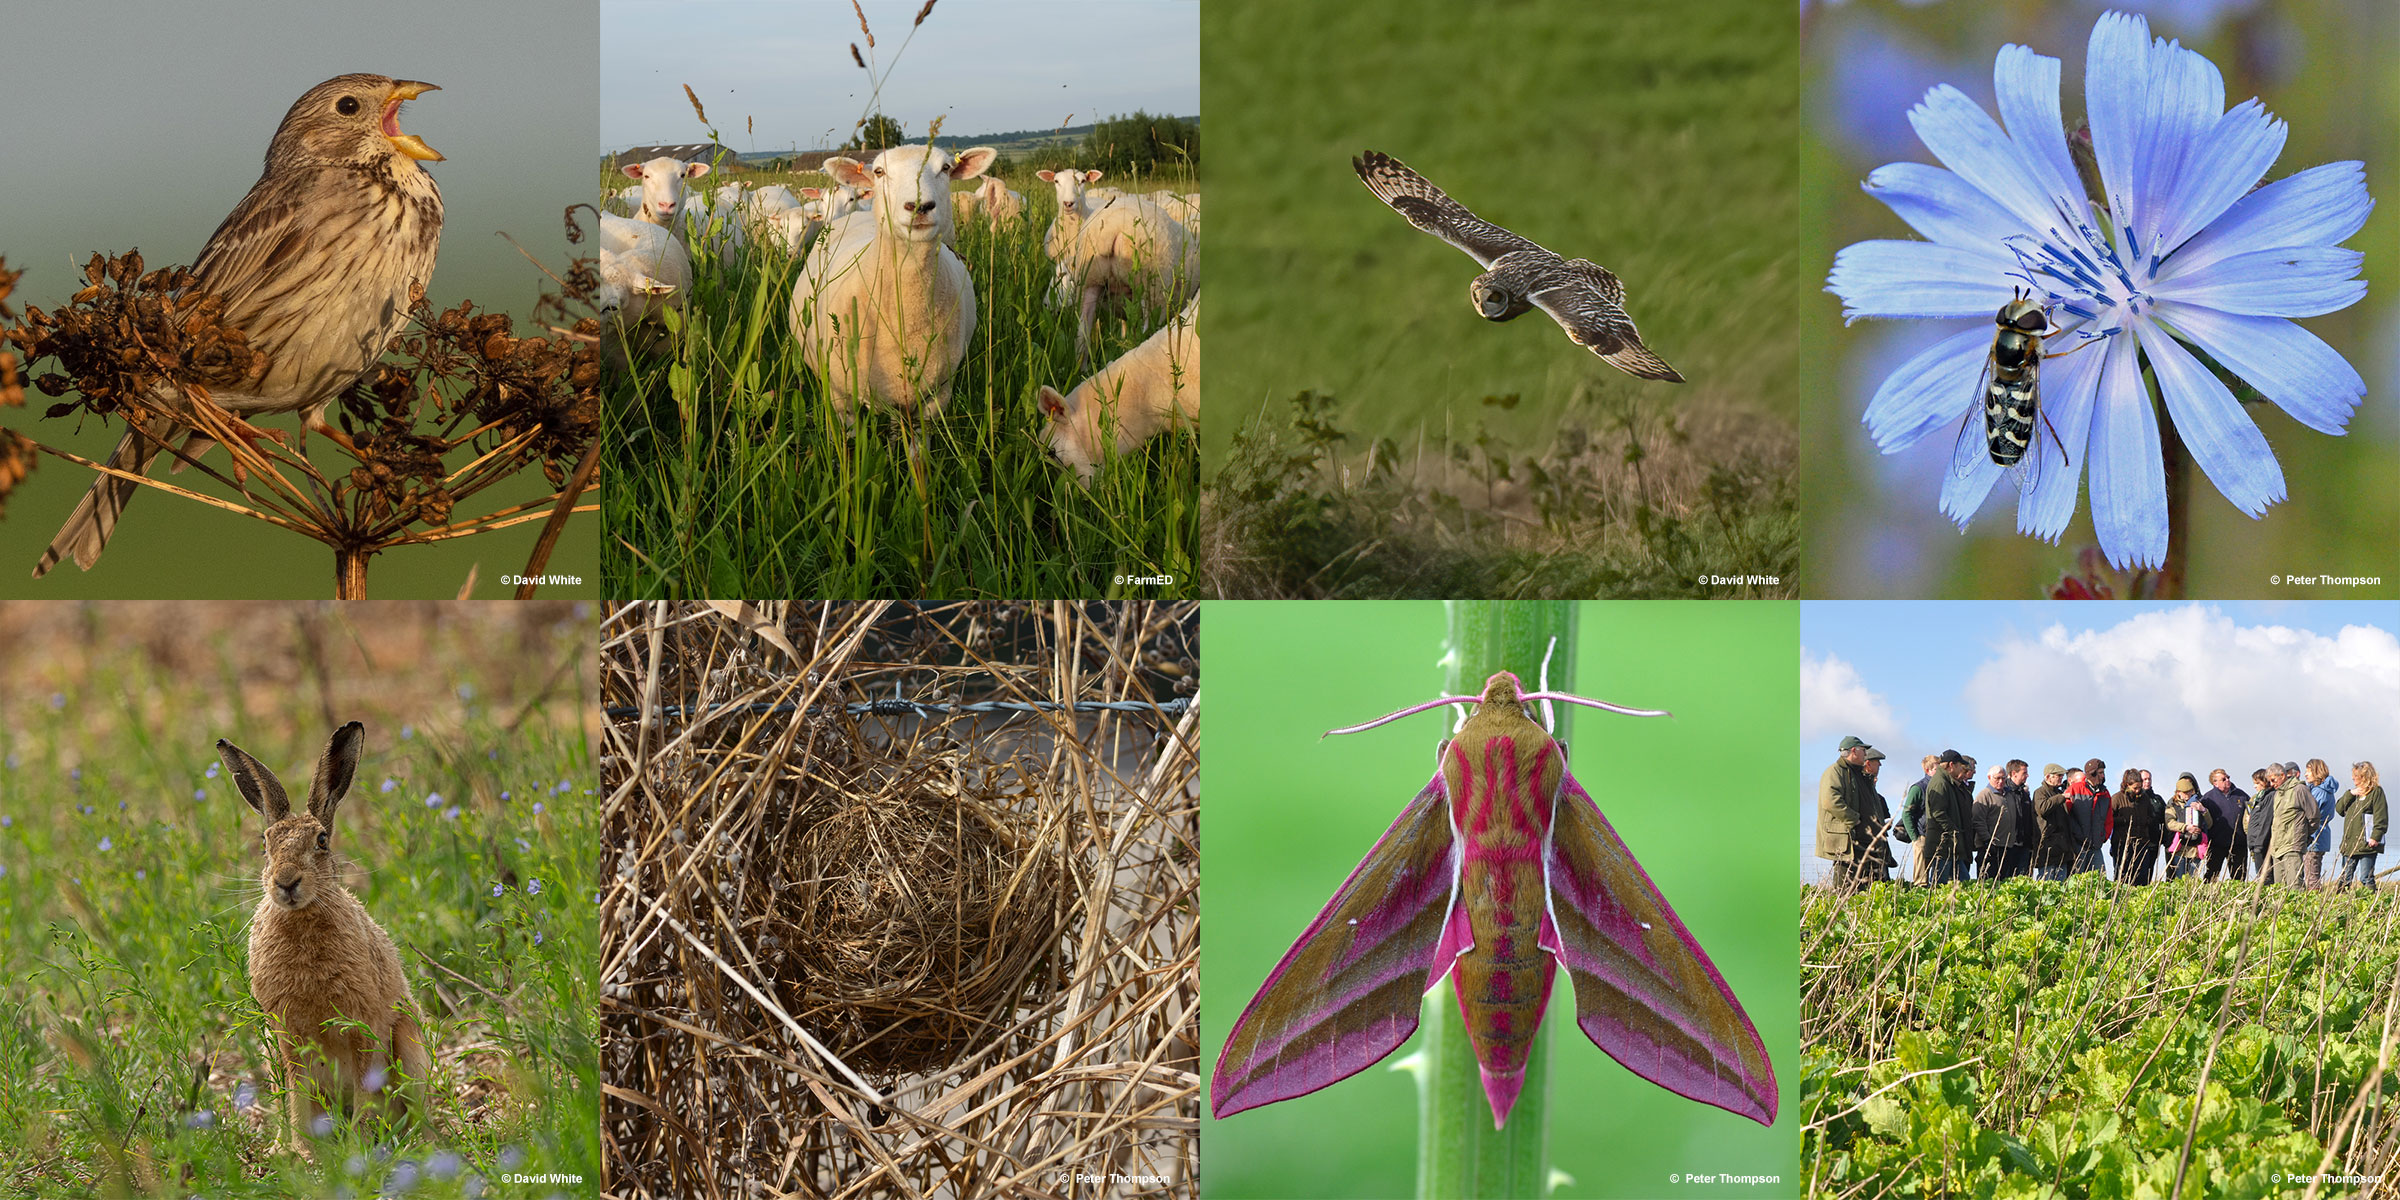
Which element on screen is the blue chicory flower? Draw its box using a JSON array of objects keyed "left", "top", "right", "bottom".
[
  {"left": 527, "top": 878, "right": 543, "bottom": 895},
  {"left": 1827, "top": 11, "right": 2371, "bottom": 569},
  {"left": 492, "top": 882, "right": 506, "bottom": 897},
  {"left": 424, "top": 791, "right": 444, "bottom": 809},
  {"left": 381, "top": 778, "right": 398, "bottom": 794},
  {"left": 443, "top": 806, "right": 461, "bottom": 821}
]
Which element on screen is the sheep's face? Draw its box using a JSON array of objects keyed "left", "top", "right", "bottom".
[
  {"left": 1039, "top": 168, "right": 1101, "bottom": 213},
  {"left": 1036, "top": 385, "right": 1101, "bottom": 484},
  {"left": 623, "top": 156, "right": 709, "bottom": 226},
  {"left": 259, "top": 814, "right": 336, "bottom": 912},
  {"left": 838, "top": 145, "right": 998, "bottom": 244}
]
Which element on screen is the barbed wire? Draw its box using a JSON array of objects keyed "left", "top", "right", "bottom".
[{"left": 603, "top": 694, "right": 1193, "bottom": 722}]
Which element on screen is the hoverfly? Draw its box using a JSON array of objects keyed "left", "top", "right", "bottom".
[{"left": 1951, "top": 287, "right": 2083, "bottom": 494}]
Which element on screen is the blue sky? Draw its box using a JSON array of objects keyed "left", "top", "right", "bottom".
[
  {"left": 1799, "top": 602, "right": 2400, "bottom": 879},
  {"left": 602, "top": 0, "right": 1198, "bottom": 151}
]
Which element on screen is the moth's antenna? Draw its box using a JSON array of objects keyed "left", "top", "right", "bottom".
[
  {"left": 1325, "top": 694, "right": 1480, "bottom": 738},
  {"left": 1536, "top": 637, "right": 1558, "bottom": 734}
]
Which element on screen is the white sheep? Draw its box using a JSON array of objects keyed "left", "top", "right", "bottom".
[
  {"left": 1144, "top": 189, "right": 1201, "bottom": 232},
  {"left": 595, "top": 213, "right": 691, "bottom": 327},
  {"left": 1038, "top": 293, "right": 1200, "bottom": 484},
  {"left": 1043, "top": 186, "right": 1197, "bottom": 362},
  {"left": 959, "top": 176, "right": 1026, "bottom": 228},
  {"left": 604, "top": 183, "right": 641, "bottom": 216},
  {"left": 787, "top": 143, "right": 998, "bottom": 420},
  {"left": 621, "top": 155, "right": 710, "bottom": 228}
]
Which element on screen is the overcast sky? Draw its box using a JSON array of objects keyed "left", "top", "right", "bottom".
[
  {"left": 602, "top": 0, "right": 1198, "bottom": 151},
  {"left": 1798, "top": 602, "right": 2400, "bottom": 879}
]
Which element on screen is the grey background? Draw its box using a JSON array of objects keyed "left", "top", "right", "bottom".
[{"left": 0, "top": 0, "right": 600, "bottom": 599}]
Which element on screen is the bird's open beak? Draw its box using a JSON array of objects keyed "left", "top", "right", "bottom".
[{"left": 383, "top": 81, "right": 443, "bottom": 162}]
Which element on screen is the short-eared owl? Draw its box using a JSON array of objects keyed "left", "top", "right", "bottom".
[{"left": 1353, "top": 150, "right": 1682, "bottom": 383}]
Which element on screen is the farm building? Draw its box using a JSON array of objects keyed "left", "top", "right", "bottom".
[{"left": 606, "top": 143, "right": 747, "bottom": 174}]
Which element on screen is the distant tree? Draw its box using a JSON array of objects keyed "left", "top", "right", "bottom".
[
  {"left": 1081, "top": 111, "right": 1199, "bottom": 176},
  {"left": 842, "top": 113, "right": 908, "bottom": 153}
]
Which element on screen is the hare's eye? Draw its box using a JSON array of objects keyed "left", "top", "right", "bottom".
[
  {"left": 316, "top": 832, "right": 329, "bottom": 850},
  {"left": 336, "top": 96, "right": 361, "bottom": 117}
]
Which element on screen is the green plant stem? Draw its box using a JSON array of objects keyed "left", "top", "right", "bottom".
[{"left": 1419, "top": 601, "right": 1571, "bottom": 1199}]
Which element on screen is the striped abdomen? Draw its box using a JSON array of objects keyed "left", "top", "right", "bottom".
[{"left": 1447, "top": 732, "right": 1561, "bottom": 1089}]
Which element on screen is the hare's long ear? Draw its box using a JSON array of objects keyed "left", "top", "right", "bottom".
[
  {"left": 217, "top": 739, "right": 291, "bottom": 822},
  {"left": 308, "top": 722, "right": 364, "bottom": 827}
]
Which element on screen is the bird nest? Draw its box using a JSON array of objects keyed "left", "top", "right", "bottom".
[
  {"left": 769, "top": 739, "right": 1062, "bottom": 1082},
  {"left": 600, "top": 601, "right": 1198, "bottom": 1198}
]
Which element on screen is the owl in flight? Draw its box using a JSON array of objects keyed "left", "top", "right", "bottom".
[{"left": 1353, "top": 150, "right": 1683, "bottom": 383}]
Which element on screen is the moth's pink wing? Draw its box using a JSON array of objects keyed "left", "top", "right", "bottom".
[
  {"left": 1540, "top": 770, "right": 1778, "bottom": 1125},
  {"left": 1213, "top": 772, "right": 1463, "bottom": 1118}
]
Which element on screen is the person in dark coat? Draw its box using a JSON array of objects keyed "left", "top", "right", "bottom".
[
  {"left": 1816, "top": 736, "right": 1889, "bottom": 891},
  {"left": 2247, "top": 768, "right": 2278, "bottom": 882},
  {"left": 2000, "top": 760, "right": 2037, "bottom": 881},
  {"left": 2113, "top": 768, "right": 2165, "bottom": 885},
  {"left": 2031, "top": 763, "right": 2078, "bottom": 880},
  {"left": 2335, "top": 761, "right": 2388, "bottom": 894},
  {"left": 1921, "top": 750, "right": 1976, "bottom": 884},
  {"left": 2202, "top": 769, "right": 2249, "bottom": 881}
]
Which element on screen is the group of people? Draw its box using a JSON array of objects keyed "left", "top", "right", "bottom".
[{"left": 1815, "top": 736, "right": 2392, "bottom": 892}]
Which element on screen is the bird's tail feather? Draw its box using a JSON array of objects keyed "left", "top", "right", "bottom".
[
  {"left": 1605, "top": 342, "right": 1685, "bottom": 384},
  {"left": 33, "top": 416, "right": 176, "bottom": 577}
]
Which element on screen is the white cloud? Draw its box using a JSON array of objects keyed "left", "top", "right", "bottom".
[
  {"left": 1963, "top": 607, "right": 2400, "bottom": 775},
  {"left": 1800, "top": 649, "right": 1904, "bottom": 748}
]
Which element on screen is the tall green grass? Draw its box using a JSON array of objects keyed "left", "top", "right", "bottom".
[
  {"left": 601, "top": 165, "right": 1198, "bottom": 598},
  {"left": 0, "top": 606, "right": 597, "bottom": 1198}
]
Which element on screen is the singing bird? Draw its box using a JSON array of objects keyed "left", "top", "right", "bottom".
[
  {"left": 1353, "top": 150, "right": 1682, "bottom": 383},
  {"left": 36, "top": 74, "right": 445, "bottom": 577}
]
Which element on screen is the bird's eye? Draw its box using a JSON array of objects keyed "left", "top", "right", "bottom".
[
  {"left": 336, "top": 96, "right": 361, "bottom": 116},
  {"left": 316, "top": 832, "right": 330, "bottom": 850}
]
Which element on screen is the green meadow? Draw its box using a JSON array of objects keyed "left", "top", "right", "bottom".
[
  {"left": 0, "top": 604, "right": 598, "bottom": 1198},
  {"left": 1201, "top": 0, "right": 1799, "bottom": 598},
  {"left": 600, "top": 162, "right": 1199, "bottom": 599}
]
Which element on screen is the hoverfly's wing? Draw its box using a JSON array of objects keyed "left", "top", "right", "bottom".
[
  {"left": 1213, "top": 771, "right": 1466, "bottom": 1118},
  {"left": 1945, "top": 360, "right": 2013, "bottom": 514},
  {"left": 1540, "top": 770, "right": 1778, "bottom": 1125}
]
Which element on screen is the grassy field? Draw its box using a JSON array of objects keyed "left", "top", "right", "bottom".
[
  {"left": 1803, "top": 877, "right": 2400, "bottom": 1196},
  {"left": 601, "top": 162, "right": 1198, "bottom": 598},
  {"left": 0, "top": 603, "right": 598, "bottom": 1198},
  {"left": 1200, "top": 0, "right": 1799, "bottom": 598}
]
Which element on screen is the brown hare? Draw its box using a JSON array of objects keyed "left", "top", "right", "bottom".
[{"left": 219, "top": 721, "right": 429, "bottom": 1150}]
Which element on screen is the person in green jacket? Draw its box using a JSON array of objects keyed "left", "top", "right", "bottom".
[
  {"left": 1816, "top": 736, "right": 1890, "bottom": 891},
  {"left": 1920, "top": 750, "right": 1976, "bottom": 884},
  {"left": 2335, "top": 761, "right": 2389, "bottom": 894},
  {"left": 2269, "top": 762, "right": 2313, "bottom": 889},
  {"left": 2030, "top": 763, "right": 2077, "bottom": 881}
]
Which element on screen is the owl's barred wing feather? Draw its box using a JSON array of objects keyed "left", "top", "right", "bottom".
[
  {"left": 1526, "top": 259, "right": 1684, "bottom": 383},
  {"left": 1353, "top": 150, "right": 1548, "bottom": 268}
]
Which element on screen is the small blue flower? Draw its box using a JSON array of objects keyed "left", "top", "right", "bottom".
[
  {"left": 501, "top": 791, "right": 512, "bottom": 802},
  {"left": 401, "top": 725, "right": 415, "bottom": 740},
  {"left": 461, "top": 1174, "right": 486, "bottom": 1199},
  {"left": 426, "top": 1151, "right": 463, "bottom": 1181},
  {"left": 362, "top": 1064, "right": 388, "bottom": 1094},
  {"left": 380, "top": 778, "right": 398, "bottom": 795},
  {"left": 383, "top": 1159, "right": 419, "bottom": 1194},
  {"left": 1827, "top": 11, "right": 2372, "bottom": 569},
  {"left": 234, "top": 1081, "right": 259, "bottom": 1112},
  {"left": 444, "top": 806, "right": 461, "bottom": 821},
  {"left": 0, "top": 864, "right": 9, "bottom": 880},
  {"left": 530, "top": 801, "right": 542, "bottom": 814},
  {"left": 424, "top": 791, "right": 444, "bottom": 809},
  {"left": 71, "top": 768, "right": 82, "bottom": 783},
  {"left": 533, "top": 931, "right": 544, "bottom": 946},
  {"left": 458, "top": 683, "right": 476, "bottom": 701},
  {"left": 118, "top": 800, "right": 126, "bottom": 811},
  {"left": 555, "top": 779, "right": 571, "bottom": 795},
  {"left": 78, "top": 804, "right": 91, "bottom": 815},
  {"left": 486, "top": 748, "right": 498, "bottom": 761},
  {"left": 135, "top": 869, "right": 145, "bottom": 881},
  {"left": 184, "top": 1109, "right": 215, "bottom": 1129},
  {"left": 493, "top": 882, "right": 506, "bottom": 897},
  {"left": 346, "top": 1154, "right": 368, "bottom": 1176},
  {"left": 98, "top": 837, "right": 112, "bottom": 852},
  {"left": 3, "top": 753, "right": 15, "bottom": 770},
  {"left": 3, "top": 815, "right": 13, "bottom": 827},
  {"left": 310, "top": 1113, "right": 337, "bottom": 1137},
  {"left": 515, "top": 838, "right": 531, "bottom": 852},
  {"left": 49, "top": 693, "right": 64, "bottom": 711},
  {"left": 194, "top": 789, "right": 207, "bottom": 802},
  {"left": 527, "top": 878, "right": 543, "bottom": 895},
  {"left": 497, "top": 1145, "right": 526, "bottom": 1171},
  {"left": 204, "top": 762, "right": 219, "bottom": 779}
]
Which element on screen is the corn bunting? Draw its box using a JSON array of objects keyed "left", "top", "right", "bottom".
[{"left": 35, "top": 73, "right": 445, "bottom": 577}]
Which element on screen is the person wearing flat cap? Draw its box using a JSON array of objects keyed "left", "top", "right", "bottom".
[
  {"left": 2270, "top": 761, "right": 2314, "bottom": 889},
  {"left": 2031, "top": 762, "right": 2078, "bottom": 881},
  {"left": 1919, "top": 750, "right": 1976, "bottom": 884},
  {"left": 1817, "top": 736, "right": 1891, "bottom": 891}
]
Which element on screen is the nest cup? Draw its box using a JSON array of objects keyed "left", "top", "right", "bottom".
[{"left": 773, "top": 743, "right": 1061, "bottom": 1082}]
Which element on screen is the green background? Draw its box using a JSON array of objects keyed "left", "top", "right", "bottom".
[
  {"left": 1201, "top": 601, "right": 1801, "bottom": 1199},
  {"left": 1800, "top": 0, "right": 2399, "bottom": 597},
  {"left": 1197, "top": 0, "right": 1798, "bottom": 467}
]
